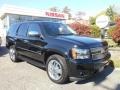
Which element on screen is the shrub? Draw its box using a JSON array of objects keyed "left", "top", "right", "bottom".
[
  {"left": 111, "top": 28, "right": 120, "bottom": 44},
  {"left": 69, "top": 22, "right": 91, "bottom": 36},
  {"left": 107, "top": 26, "right": 115, "bottom": 38},
  {"left": 111, "top": 17, "right": 120, "bottom": 44},
  {"left": 90, "top": 25, "right": 100, "bottom": 38}
]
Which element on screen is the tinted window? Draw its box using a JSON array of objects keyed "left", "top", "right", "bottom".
[
  {"left": 8, "top": 23, "right": 20, "bottom": 36},
  {"left": 27, "top": 23, "right": 41, "bottom": 36},
  {"left": 17, "top": 23, "right": 28, "bottom": 36},
  {"left": 42, "top": 22, "right": 76, "bottom": 36}
]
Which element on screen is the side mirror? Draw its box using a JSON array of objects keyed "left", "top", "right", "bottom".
[{"left": 28, "top": 31, "right": 40, "bottom": 37}]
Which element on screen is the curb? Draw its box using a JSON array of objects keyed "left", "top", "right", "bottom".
[
  {"left": 109, "top": 47, "right": 120, "bottom": 51},
  {"left": 114, "top": 68, "right": 120, "bottom": 71},
  {"left": 109, "top": 48, "right": 120, "bottom": 51}
]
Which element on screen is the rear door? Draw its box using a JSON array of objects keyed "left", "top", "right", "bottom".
[{"left": 16, "top": 23, "right": 29, "bottom": 56}]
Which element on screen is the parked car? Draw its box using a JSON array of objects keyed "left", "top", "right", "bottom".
[{"left": 6, "top": 21, "right": 111, "bottom": 84}]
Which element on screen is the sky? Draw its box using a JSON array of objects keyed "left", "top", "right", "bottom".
[{"left": 0, "top": 0, "right": 120, "bottom": 16}]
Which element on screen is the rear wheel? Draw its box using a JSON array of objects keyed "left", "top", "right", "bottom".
[
  {"left": 46, "top": 54, "right": 69, "bottom": 84},
  {"left": 9, "top": 45, "right": 21, "bottom": 62}
]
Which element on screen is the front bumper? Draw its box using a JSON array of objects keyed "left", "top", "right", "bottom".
[{"left": 67, "top": 52, "right": 111, "bottom": 80}]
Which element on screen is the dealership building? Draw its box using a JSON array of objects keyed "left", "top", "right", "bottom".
[{"left": 0, "top": 5, "right": 68, "bottom": 37}]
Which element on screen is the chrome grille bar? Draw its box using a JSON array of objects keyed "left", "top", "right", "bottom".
[{"left": 90, "top": 47, "right": 107, "bottom": 60}]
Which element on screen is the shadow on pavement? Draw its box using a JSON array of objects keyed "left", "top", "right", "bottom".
[
  {"left": 0, "top": 46, "right": 8, "bottom": 57},
  {"left": 115, "top": 84, "right": 120, "bottom": 90},
  {"left": 76, "top": 65, "right": 114, "bottom": 86}
]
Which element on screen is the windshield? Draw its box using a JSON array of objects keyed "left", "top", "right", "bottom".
[{"left": 42, "top": 22, "right": 77, "bottom": 36}]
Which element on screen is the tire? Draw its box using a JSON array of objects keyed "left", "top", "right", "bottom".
[
  {"left": 9, "top": 45, "right": 21, "bottom": 62},
  {"left": 46, "top": 54, "right": 69, "bottom": 84}
]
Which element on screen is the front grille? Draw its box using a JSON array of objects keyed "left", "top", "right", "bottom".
[{"left": 90, "top": 47, "right": 108, "bottom": 60}]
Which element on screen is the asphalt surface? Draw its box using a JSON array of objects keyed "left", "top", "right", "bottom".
[{"left": 0, "top": 46, "right": 120, "bottom": 90}]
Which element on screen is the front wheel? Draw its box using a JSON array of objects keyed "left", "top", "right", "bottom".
[{"left": 46, "top": 54, "right": 69, "bottom": 84}]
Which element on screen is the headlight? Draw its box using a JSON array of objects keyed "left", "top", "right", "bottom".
[{"left": 71, "top": 48, "right": 90, "bottom": 59}]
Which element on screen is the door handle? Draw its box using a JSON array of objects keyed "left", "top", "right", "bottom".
[{"left": 23, "top": 40, "right": 29, "bottom": 43}]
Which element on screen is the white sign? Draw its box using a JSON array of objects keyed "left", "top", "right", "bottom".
[
  {"left": 0, "top": 5, "right": 69, "bottom": 20},
  {"left": 96, "top": 15, "right": 110, "bottom": 28}
]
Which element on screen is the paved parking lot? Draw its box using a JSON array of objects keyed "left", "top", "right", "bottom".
[{"left": 0, "top": 46, "right": 120, "bottom": 90}]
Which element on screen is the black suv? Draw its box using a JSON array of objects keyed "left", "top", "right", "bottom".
[{"left": 6, "top": 21, "right": 111, "bottom": 84}]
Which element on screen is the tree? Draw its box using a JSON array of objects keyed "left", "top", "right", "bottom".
[
  {"left": 106, "top": 6, "right": 116, "bottom": 21},
  {"left": 62, "top": 6, "right": 71, "bottom": 19},
  {"left": 90, "top": 25, "right": 100, "bottom": 38},
  {"left": 49, "top": 6, "right": 60, "bottom": 12},
  {"left": 107, "top": 26, "right": 116, "bottom": 38},
  {"left": 62, "top": 6, "right": 70, "bottom": 13},
  {"left": 89, "top": 16, "right": 96, "bottom": 25},
  {"left": 75, "top": 11, "right": 85, "bottom": 20}
]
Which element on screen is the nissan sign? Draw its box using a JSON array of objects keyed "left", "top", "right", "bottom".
[{"left": 45, "top": 12, "right": 67, "bottom": 19}]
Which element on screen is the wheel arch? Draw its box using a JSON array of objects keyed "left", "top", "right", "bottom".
[
  {"left": 6, "top": 41, "right": 16, "bottom": 49},
  {"left": 44, "top": 49, "right": 68, "bottom": 64}
]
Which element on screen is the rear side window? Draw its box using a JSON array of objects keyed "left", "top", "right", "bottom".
[
  {"left": 27, "top": 23, "right": 41, "bottom": 36},
  {"left": 8, "top": 24, "right": 20, "bottom": 36},
  {"left": 17, "top": 23, "right": 28, "bottom": 36}
]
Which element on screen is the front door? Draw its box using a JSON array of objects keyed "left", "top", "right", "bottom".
[{"left": 26, "top": 23, "right": 47, "bottom": 62}]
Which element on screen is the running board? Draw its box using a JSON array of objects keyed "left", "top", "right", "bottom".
[{"left": 19, "top": 55, "right": 46, "bottom": 69}]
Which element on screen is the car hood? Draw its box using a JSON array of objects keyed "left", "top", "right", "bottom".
[{"left": 55, "top": 35, "right": 103, "bottom": 48}]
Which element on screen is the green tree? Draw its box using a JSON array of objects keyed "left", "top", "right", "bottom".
[
  {"left": 106, "top": 6, "right": 116, "bottom": 21},
  {"left": 89, "top": 16, "right": 96, "bottom": 25}
]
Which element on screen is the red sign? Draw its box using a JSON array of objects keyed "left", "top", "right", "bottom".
[{"left": 45, "top": 12, "right": 65, "bottom": 19}]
